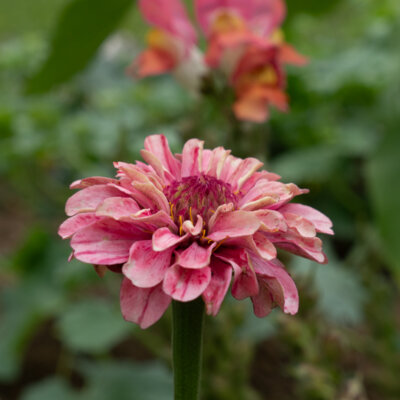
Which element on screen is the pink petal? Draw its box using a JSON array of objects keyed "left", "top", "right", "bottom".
[
  {"left": 216, "top": 249, "right": 259, "bottom": 300},
  {"left": 120, "top": 278, "right": 171, "bottom": 329},
  {"left": 283, "top": 213, "right": 316, "bottom": 238},
  {"left": 144, "top": 134, "right": 181, "bottom": 179},
  {"left": 250, "top": 0, "right": 286, "bottom": 36},
  {"left": 114, "top": 161, "right": 164, "bottom": 191},
  {"left": 208, "top": 210, "right": 260, "bottom": 241},
  {"left": 58, "top": 213, "right": 100, "bottom": 239},
  {"left": 139, "top": 0, "right": 197, "bottom": 46},
  {"left": 175, "top": 242, "right": 216, "bottom": 269},
  {"left": 66, "top": 184, "right": 129, "bottom": 216},
  {"left": 205, "top": 146, "right": 230, "bottom": 178},
  {"left": 240, "top": 195, "right": 278, "bottom": 211},
  {"left": 269, "top": 232, "right": 327, "bottom": 264},
  {"left": 181, "top": 138, "right": 204, "bottom": 177},
  {"left": 202, "top": 258, "right": 232, "bottom": 316},
  {"left": 126, "top": 210, "right": 177, "bottom": 232},
  {"left": 182, "top": 215, "right": 203, "bottom": 236},
  {"left": 226, "top": 157, "right": 263, "bottom": 191},
  {"left": 122, "top": 240, "right": 173, "bottom": 288},
  {"left": 195, "top": 0, "right": 252, "bottom": 35},
  {"left": 70, "top": 177, "right": 117, "bottom": 189},
  {"left": 251, "top": 281, "right": 274, "bottom": 317},
  {"left": 250, "top": 255, "right": 299, "bottom": 315},
  {"left": 131, "top": 182, "right": 170, "bottom": 214},
  {"left": 254, "top": 209, "right": 287, "bottom": 232},
  {"left": 163, "top": 265, "right": 211, "bottom": 301},
  {"left": 279, "top": 203, "right": 334, "bottom": 235},
  {"left": 95, "top": 197, "right": 141, "bottom": 219},
  {"left": 140, "top": 149, "right": 175, "bottom": 184},
  {"left": 219, "top": 155, "right": 241, "bottom": 183},
  {"left": 152, "top": 227, "right": 188, "bottom": 251},
  {"left": 240, "top": 171, "right": 280, "bottom": 194},
  {"left": 71, "top": 219, "right": 150, "bottom": 265}
]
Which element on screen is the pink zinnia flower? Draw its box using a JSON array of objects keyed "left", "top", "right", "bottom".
[{"left": 59, "top": 135, "right": 333, "bottom": 328}]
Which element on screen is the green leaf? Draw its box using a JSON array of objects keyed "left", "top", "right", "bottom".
[
  {"left": 25, "top": 0, "right": 134, "bottom": 93},
  {"left": 367, "top": 130, "right": 400, "bottom": 284},
  {"left": 56, "top": 299, "right": 133, "bottom": 353},
  {"left": 21, "top": 378, "right": 76, "bottom": 400},
  {"left": 79, "top": 360, "right": 173, "bottom": 400}
]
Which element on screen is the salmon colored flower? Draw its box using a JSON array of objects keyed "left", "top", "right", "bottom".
[
  {"left": 59, "top": 135, "right": 333, "bottom": 328},
  {"left": 230, "top": 44, "right": 287, "bottom": 122},
  {"left": 127, "top": 0, "right": 207, "bottom": 91},
  {"left": 195, "top": 0, "right": 286, "bottom": 71}
]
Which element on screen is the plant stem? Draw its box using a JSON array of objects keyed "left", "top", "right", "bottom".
[{"left": 172, "top": 298, "right": 205, "bottom": 400}]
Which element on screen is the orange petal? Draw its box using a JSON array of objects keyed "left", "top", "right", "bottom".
[
  {"left": 279, "top": 44, "right": 308, "bottom": 66},
  {"left": 127, "top": 49, "right": 176, "bottom": 78}
]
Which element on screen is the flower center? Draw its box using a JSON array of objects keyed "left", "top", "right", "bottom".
[{"left": 164, "top": 174, "right": 237, "bottom": 224}]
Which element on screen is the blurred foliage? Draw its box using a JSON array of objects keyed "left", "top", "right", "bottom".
[{"left": 1, "top": 0, "right": 400, "bottom": 399}]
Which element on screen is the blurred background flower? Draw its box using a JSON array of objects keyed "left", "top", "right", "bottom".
[{"left": 0, "top": 0, "right": 399, "bottom": 399}]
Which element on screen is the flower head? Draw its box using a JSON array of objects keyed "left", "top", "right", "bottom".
[
  {"left": 195, "top": 0, "right": 286, "bottom": 70},
  {"left": 59, "top": 135, "right": 333, "bottom": 328},
  {"left": 127, "top": 0, "right": 207, "bottom": 92}
]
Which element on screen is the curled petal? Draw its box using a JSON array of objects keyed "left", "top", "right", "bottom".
[
  {"left": 283, "top": 213, "right": 316, "bottom": 238},
  {"left": 219, "top": 155, "right": 241, "bottom": 182},
  {"left": 251, "top": 280, "right": 274, "bottom": 317},
  {"left": 226, "top": 233, "right": 277, "bottom": 260},
  {"left": 163, "top": 265, "right": 211, "bottom": 301},
  {"left": 279, "top": 203, "right": 333, "bottom": 235},
  {"left": 270, "top": 233, "right": 327, "bottom": 264},
  {"left": 141, "top": 149, "right": 175, "bottom": 184},
  {"left": 216, "top": 249, "right": 259, "bottom": 300},
  {"left": 58, "top": 213, "right": 100, "bottom": 239},
  {"left": 228, "top": 157, "right": 263, "bottom": 191},
  {"left": 70, "top": 177, "right": 117, "bottom": 189},
  {"left": 175, "top": 242, "right": 216, "bottom": 269},
  {"left": 254, "top": 209, "right": 287, "bottom": 232},
  {"left": 120, "top": 278, "right": 171, "bottom": 329},
  {"left": 205, "top": 146, "right": 230, "bottom": 179},
  {"left": 144, "top": 134, "right": 181, "bottom": 179},
  {"left": 71, "top": 219, "right": 150, "bottom": 265},
  {"left": 250, "top": 255, "right": 299, "bottom": 315},
  {"left": 181, "top": 138, "right": 204, "bottom": 177},
  {"left": 202, "top": 258, "right": 232, "bottom": 316},
  {"left": 96, "top": 197, "right": 141, "bottom": 219},
  {"left": 182, "top": 215, "right": 203, "bottom": 236},
  {"left": 152, "top": 227, "right": 188, "bottom": 251},
  {"left": 208, "top": 210, "right": 260, "bottom": 241},
  {"left": 240, "top": 170, "right": 280, "bottom": 193},
  {"left": 66, "top": 185, "right": 128, "bottom": 216},
  {"left": 123, "top": 240, "right": 173, "bottom": 288},
  {"left": 131, "top": 182, "right": 170, "bottom": 214}
]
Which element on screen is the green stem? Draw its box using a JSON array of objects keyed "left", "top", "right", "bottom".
[{"left": 172, "top": 298, "right": 205, "bottom": 400}]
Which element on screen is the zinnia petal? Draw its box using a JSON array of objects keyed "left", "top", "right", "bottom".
[
  {"left": 120, "top": 278, "right": 171, "bottom": 329},
  {"left": 202, "top": 258, "right": 232, "bottom": 316},
  {"left": 123, "top": 240, "right": 173, "bottom": 288},
  {"left": 163, "top": 265, "right": 211, "bottom": 301},
  {"left": 71, "top": 219, "right": 150, "bottom": 265},
  {"left": 175, "top": 242, "right": 216, "bottom": 269}
]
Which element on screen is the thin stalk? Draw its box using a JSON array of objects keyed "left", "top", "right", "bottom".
[{"left": 172, "top": 298, "right": 205, "bottom": 400}]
